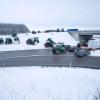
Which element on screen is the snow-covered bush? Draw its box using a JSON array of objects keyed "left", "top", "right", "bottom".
[{"left": 93, "top": 88, "right": 100, "bottom": 100}]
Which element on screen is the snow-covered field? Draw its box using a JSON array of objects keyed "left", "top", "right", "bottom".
[{"left": 0, "top": 67, "right": 100, "bottom": 100}]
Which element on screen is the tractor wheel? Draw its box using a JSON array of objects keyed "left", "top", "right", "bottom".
[
  {"left": 52, "top": 49, "right": 55, "bottom": 54},
  {"left": 44, "top": 44, "right": 47, "bottom": 47},
  {"left": 55, "top": 50, "right": 60, "bottom": 54},
  {"left": 37, "top": 40, "right": 39, "bottom": 43}
]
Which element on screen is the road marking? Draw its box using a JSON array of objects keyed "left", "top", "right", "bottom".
[
  {"left": 3, "top": 64, "right": 5, "bottom": 66},
  {"left": 0, "top": 54, "right": 73, "bottom": 60}
]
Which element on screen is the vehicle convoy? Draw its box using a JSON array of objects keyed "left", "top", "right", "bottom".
[
  {"left": 52, "top": 41, "right": 94, "bottom": 57},
  {"left": 52, "top": 42, "right": 77, "bottom": 55},
  {"left": 44, "top": 38, "right": 55, "bottom": 48}
]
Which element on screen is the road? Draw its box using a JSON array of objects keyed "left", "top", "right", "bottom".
[{"left": 0, "top": 49, "right": 100, "bottom": 69}]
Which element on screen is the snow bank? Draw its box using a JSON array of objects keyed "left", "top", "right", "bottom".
[{"left": 0, "top": 67, "right": 100, "bottom": 100}]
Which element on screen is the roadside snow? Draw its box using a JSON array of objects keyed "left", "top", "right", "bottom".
[
  {"left": 0, "top": 67, "right": 100, "bottom": 100},
  {"left": 91, "top": 50, "right": 100, "bottom": 56}
]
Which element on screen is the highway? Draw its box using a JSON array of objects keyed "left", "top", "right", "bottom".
[{"left": 0, "top": 49, "right": 100, "bottom": 69}]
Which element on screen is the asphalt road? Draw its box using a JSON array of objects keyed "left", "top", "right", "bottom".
[{"left": 0, "top": 49, "right": 100, "bottom": 69}]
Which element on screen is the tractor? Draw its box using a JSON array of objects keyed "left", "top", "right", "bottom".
[
  {"left": 52, "top": 42, "right": 66, "bottom": 54},
  {"left": 5, "top": 38, "right": 13, "bottom": 44},
  {"left": 26, "top": 37, "right": 39, "bottom": 45},
  {"left": 44, "top": 38, "right": 55, "bottom": 48}
]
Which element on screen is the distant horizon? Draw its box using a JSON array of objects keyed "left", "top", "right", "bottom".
[
  {"left": 0, "top": 22, "right": 100, "bottom": 31},
  {"left": 27, "top": 25, "right": 100, "bottom": 31},
  {"left": 0, "top": 0, "right": 100, "bottom": 31}
]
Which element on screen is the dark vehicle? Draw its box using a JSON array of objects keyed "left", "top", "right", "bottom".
[
  {"left": 74, "top": 43, "right": 91, "bottom": 57},
  {"left": 68, "top": 46, "right": 76, "bottom": 52},
  {"left": 26, "top": 37, "right": 39, "bottom": 45},
  {"left": 74, "top": 49, "right": 91, "bottom": 57},
  {"left": 14, "top": 37, "right": 20, "bottom": 44},
  {"left": 52, "top": 43, "right": 66, "bottom": 54},
  {"left": 79, "top": 40, "right": 88, "bottom": 47},
  {"left": 5, "top": 38, "right": 13, "bottom": 44},
  {"left": 44, "top": 38, "right": 55, "bottom": 48},
  {"left": 0, "top": 38, "right": 4, "bottom": 44},
  {"left": 32, "top": 30, "right": 36, "bottom": 34}
]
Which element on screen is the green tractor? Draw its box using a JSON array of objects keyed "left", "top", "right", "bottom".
[
  {"left": 44, "top": 38, "right": 55, "bottom": 48},
  {"left": 52, "top": 42, "right": 66, "bottom": 54}
]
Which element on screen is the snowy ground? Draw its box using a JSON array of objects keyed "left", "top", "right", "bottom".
[
  {"left": 0, "top": 66, "right": 100, "bottom": 100},
  {"left": 0, "top": 32, "right": 100, "bottom": 100}
]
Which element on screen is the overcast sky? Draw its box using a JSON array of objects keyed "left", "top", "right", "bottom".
[{"left": 0, "top": 0, "right": 100, "bottom": 30}]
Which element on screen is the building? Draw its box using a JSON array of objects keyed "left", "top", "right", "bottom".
[{"left": 67, "top": 29, "right": 100, "bottom": 41}]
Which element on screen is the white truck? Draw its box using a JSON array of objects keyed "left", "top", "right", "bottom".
[{"left": 88, "top": 39, "right": 100, "bottom": 49}]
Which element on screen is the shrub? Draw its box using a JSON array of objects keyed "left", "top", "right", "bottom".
[
  {"left": 56, "top": 28, "right": 60, "bottom": 32},
  {"left": 37, "top": 30, "right": 41, "bottom": 33},
  {"left": 12, "top": 32, "right": 17, "bottom": 37},
  {"left": 32, "top": 30, "right": 36, "bottom": 34},
  {"left": 93, "top": 88, "right": 100, "bottom": 100},
  {"left": 61, "top": 28, "right": 64, "bottom": 32}
]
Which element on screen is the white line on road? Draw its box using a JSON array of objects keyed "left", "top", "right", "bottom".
[{"left": 0, "top": 54, "right": 73, "bottom": 60}]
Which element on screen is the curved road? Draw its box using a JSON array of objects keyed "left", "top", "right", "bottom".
[{"left": 0, "top": 49, "right": 100, "bottom": 69}]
